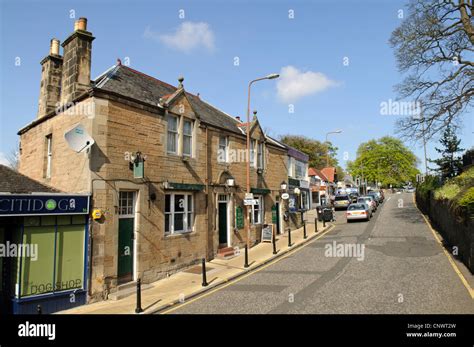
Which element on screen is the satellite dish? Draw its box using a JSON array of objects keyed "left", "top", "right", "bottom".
[{"left": 64, "top": 124, "right": 95, "bottom": 153}]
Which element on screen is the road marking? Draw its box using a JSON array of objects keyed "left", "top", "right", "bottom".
[
  {"left": 413, "top": 195, "right": 474, "bottom": 299},
  {"left": 160, "top": 224, "right": 337, "bottom": 314}
]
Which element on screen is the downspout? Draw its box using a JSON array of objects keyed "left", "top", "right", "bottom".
[{"left": 205, "top": 126, "right": 211, "bottom": 260}]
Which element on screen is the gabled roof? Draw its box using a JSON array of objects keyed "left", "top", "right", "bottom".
[
  {"left": 321, "top": 167, "right": 337, "bottom": 183},
  {"left": 94, "top": 65, "right": 244, "bottom": 135},
  {"left": 309, "top": 167, "right": 328, "bottom": 181},
  {"left": 0, "top": 165, "right": 60, "bottom": 194}
]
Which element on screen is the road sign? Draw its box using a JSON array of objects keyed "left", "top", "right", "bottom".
[
  {"left": 245, "top": 193, "right": 254, "bottom": 199},
  {"left": 244, "top": 198, "right": 258, "bottom": 206}
]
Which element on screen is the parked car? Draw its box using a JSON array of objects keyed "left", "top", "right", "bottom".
[
  {"left": 346, "top": 203, "right": 371, "bottom": 222},
  {"left": 367, "top": 191, "right": 382, "bottom": 205},
  {"left": 334, "top": 195, "right": 351, "bottom": 210},
  {"left": 357, "top": 196, "right": 377, "bottom": 212},
  {"left": 349, "top": 192, "right": 359, "bottom": 203}
]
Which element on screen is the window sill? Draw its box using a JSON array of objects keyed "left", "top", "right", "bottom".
[{"left": 163, "top": 231, "right": 196, "bottom": 239}]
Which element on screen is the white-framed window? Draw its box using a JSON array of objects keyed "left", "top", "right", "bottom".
[
  {"left": 45, "top": 134, "right": 52, "bottom": 179},
  {"left": 251, "top": 195, "right": 264, "bottom": 224},
  {"left": 183, "top": 120, "right": 193, "bottom": 156},
  {"left": 295, "top": 160, "right": 306, "bottom": 179},
  {"left": 119, "top": 191, "right": 135, "bottom": 217},
  {"left": 257, "top": 142, "right": 264, "bottom": 169},
  {"left": 167, "top": 115, "right": 178, "bottom": 154},
  {"left": 218, "top": 136, "right": 228, "bottom": 163},
  {"left": 165, "top": 193, "right": 194, "bottom": 234},
  {"left": 250, "top": 140, "right": 255, "bottom": 166}
]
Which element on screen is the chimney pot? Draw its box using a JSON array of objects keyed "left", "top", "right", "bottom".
[
  {"left": 74, "top": 17, "right": 88, "bottom": 31},
  {"left": 50, "top": 38, "right": 60, "bottom": 56},
  {"left": 236, "top": 116, "right": 241, "bottom": 121}
]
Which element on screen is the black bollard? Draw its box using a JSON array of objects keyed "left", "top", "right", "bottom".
[
  {"left": 314, "top": 217, "right": 318, "bottom": 233},
  {"left": 244, "top": 244, "right": 249, "bottom": 268},
  {"left": 288, "top": 228, "right": 292, "bottom": 247},
  {"left": 201, "top": 258, "right": 208, "bottom": 287},
  {"left": 135, "top": 278, "right": 143, "bottom": 313},
  {"left": 272, "top": 233, "right": 277, "bottom": 255},
  {"left": 37, "top": 305, "right": 42, "bottom": 315},
  {"left": 303, "top": 220, "right": 307, "bottom": 239},
  {"left": 323, "top": 218, "right": 326, "bottom": 228}
]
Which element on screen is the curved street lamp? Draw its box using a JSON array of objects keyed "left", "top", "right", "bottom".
[
  {"left": 245, "top": 73, "right": 280, "bottom": 250},
  {"left": 325, "top": 130, "right": 342, "bottom": 167}
]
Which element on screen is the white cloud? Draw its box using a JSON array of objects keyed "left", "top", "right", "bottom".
[
  {"left": 276, "top": 66, "right": 340, "bottom": 103},
  {"left": 144, "top": 22, "right": 215, "bottom": 53}
]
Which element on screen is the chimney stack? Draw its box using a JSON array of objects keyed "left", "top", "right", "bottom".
[
  {"left": 37, "top": 38, "right": 63, "bottom": 118},
  {"left": 60, "top": 17, "right": 95, "bottom": 105}
]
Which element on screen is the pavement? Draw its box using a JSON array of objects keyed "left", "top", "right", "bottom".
[
  {"left": 162, "top": 192, "right": 474, "bottom": 314},
  {"left": 58, "top": 214, "right": 331, "bottom": 314}
]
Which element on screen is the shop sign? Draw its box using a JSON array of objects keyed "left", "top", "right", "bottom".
[
  {"left": 0, "top": 195, "right": 90, "bottom": 216},
  {"left": 236, "top": 206, "right": 244, "bottom": 229}
]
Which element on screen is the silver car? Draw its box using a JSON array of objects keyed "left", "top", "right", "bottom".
[
  {"left": 346, "top": 203, "right": 371, "bottom": 222},
  {"left": 357, "top": 196, "right": 377, "bottom": 213}
]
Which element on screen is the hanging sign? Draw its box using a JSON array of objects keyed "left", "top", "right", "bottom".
[{"left": 271, "top": 205, "right": 277, "bottom": 224}]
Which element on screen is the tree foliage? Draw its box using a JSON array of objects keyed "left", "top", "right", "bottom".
[
  {"left": 429, "top": 125, "right": 464, "bottom": 179},
  {"left": 346, "top": 136, "right": 420, "bottom": 187},
  {"left": 390, "top": 0, "right": 474, "bottom": 141},
  {"left": 279, "top": 134, "right": 340, "bottom": 170}
]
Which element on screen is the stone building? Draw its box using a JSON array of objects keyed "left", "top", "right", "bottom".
[{"left": 17, "top": 18, "right": 298, "bottom": 305}]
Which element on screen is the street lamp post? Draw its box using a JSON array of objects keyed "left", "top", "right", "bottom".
[
  {"left": 325, "top": 130, "right": 342, "bottom": 167},
  {"left": 245, "top": 73, "right": 279, "bottom": 250}
]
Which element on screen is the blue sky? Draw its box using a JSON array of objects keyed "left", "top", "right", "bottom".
[{"left": 1, "top": 0, "right": 472, "bottom": 170}]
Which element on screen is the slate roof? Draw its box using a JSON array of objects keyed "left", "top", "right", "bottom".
[
  {"left": 94, "top": 65, "right": 244, "bottom": 135},
  {"left": 0, "top": 165, "right": 59, "bottom": 193}
]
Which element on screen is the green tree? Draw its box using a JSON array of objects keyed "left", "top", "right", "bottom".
[
  {"left": 346, "top": 137, "right": 420, "bottom": 188},
  {"left": 279, "top": 134, "right": 339, "bottom": 169},
  {"left": 429, "top": 125, "right": 464, "bottom": 179}
]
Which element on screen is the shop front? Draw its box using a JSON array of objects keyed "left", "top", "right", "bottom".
[{"left": 0, "top": 194, "right": 90, "bottom": 314}]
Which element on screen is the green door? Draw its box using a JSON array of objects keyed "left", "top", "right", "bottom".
[
  {"left": 275, "top": 203, "right": 281, "bottom": 234},
  {"left": 118, "top": 218, "right": 134, "bottom": 284},
  {"left": 218, "top": 203, "right": 227, "bottom": 245}
]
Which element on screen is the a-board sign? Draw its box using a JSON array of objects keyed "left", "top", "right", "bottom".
[{"left": 261, "top": 224, "right": 273, "bottom": 243}]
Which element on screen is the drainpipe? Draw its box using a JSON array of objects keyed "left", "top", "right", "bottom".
[{"left": 205, "top": 126, "right": 211, "bottom": 260}]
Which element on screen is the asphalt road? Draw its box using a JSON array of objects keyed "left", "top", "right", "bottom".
[{"left": 164, "top": 193, "right": 474, "bottom": 314}]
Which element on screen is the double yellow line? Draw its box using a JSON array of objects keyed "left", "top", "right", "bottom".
[{"left": 161, "top": 224, "right": 336, "bottom": 314}]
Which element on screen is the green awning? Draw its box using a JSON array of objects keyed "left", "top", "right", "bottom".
[
  {"left": 167, "top": 182, "right": 205, "bottom": 191},
  {"left": 251, "top": 188, "right": 271, "bottom": 195}
]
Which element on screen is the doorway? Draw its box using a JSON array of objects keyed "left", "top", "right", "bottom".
[
  {"left": 118, "top": 191, "right": 136, "bottom": 285},
  {"left": 218, "top": 194, "right": 229, "bottom": 247}
]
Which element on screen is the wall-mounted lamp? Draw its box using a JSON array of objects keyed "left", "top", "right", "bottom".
[
  {"left": 280, "top": 181, "right": 287, "bottom": 191},
  {"left": 226, "top": 178, "right": 235, "bottom": 187},
  {"left": 294, "top": 187, "right": 301, "bottom": 195}
]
